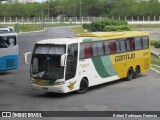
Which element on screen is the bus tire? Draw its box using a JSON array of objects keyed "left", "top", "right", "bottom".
[
  {"left": 77, "top": 78, "right": 88, "bottom": 94},
  {"left": 133, "top": 66, "right": 140, "bottom": 78},
  {"left": 126, "top": 67, "right": 134, "bottom": 81}
]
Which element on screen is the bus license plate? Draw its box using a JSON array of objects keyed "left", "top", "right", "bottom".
[{"left": 42, "top": 87, "right": 48, "bottom": 90}]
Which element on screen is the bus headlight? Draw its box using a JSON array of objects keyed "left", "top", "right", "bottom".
[
  {"left": 54, "top": 81, "right": 65, "bottom": 85},
  {"left": 30, "top": 77, "right": 36, "bottom": 83}
]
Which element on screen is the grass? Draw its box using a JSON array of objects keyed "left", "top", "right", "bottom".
[
  {"left": 20, "top": 24, "right": 42, "bottom": 32},
  {"left": 71, "top": 26, "right": 85, "bottom": 33},
  {"left": 21, "top": 23, "right": 81, "bottom": 32},
  {"left": 151, "top": 55, "right": 160, "bottom": 66},
  {"left": 0, "top": 23, "right": 80, "bottom": 32},
  {"left": 151, "top": 65, "right": 160, "bottom": 72},
  {"left": 70, "top": 24, "right": 160, "bottom": 33}
]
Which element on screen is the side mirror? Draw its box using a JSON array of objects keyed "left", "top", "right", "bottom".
[
  {"left": 24, "top": 52, "right": 32, "bottom": 64},
  {"left": 61, "top": 54, "right": 67, "bottom": 67}
]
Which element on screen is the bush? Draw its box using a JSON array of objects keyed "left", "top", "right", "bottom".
[
  {"left": 104, "top": 25, "right": 130, "bottom": 32},
  {"left": 154, "top": 41, "right": 160, "bottom": 48},
  {"left": 82, "top": 19, "right": 130, "bottom": 32},
  {"left": 82, "top": 23, "right": 90, "bottom": 30},
  {"left": 150, "top": 41, "right": 156, "bottom": 46}
]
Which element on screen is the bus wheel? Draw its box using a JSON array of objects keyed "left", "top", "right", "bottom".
[
  {"left": 133, "top": 66, "right": 140, "bottom": 78},
  {"left": 126, "top": 67, "right": 134, "bottom": 81},
  {"left": 77, "top": 78, "right": 88, "bottom": 94}
]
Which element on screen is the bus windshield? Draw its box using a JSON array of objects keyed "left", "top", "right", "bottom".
[{"left": 31, "top": 45, "right": 66, "bottom": 80}]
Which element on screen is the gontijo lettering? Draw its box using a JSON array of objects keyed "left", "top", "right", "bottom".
[{"left": 115, "top": 53, "right": 135, "bottom": 62}]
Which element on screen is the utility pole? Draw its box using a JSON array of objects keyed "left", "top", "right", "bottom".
[
  {"left": 74, "top": 0, "right": 75, "bottom": 18},
  {"left": 48, "top": 0, "right": 50, "bottom": 20},
  {"left": 80, "top": 0, "right": 82, "bottom": 21},
  {"left": 42, "top": 1, "right": 44, "bottom": 29}
]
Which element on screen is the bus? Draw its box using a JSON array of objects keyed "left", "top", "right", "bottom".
[
  {"left": 0, "top": 32, "right": 18, "bottom": 71},
  {"left": 0, "top": 26, "right": 14, "bottom": 32},
  {"left": 24, "top": 31, "right": 150, "bottom": 93}
]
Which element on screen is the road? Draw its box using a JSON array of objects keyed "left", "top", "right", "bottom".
[
  {"left": 0, "top": 27, "right": 160, "bottom": 118},
  {"left": 134, "top": 28, "right": 160, "bottom": 40}
]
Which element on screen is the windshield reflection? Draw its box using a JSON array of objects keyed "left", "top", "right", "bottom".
[{"left": 31, "top": 45, "right": 66, "bottom": 80}]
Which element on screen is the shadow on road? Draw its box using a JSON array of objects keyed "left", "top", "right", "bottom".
[
  {"left": 32, "top": 92, "right": 76, "bottom": 98},
  {"left": 87, "top": 74, "right": 146, "bottom": 92},
  {"left": 0, "top": 71, "right": 15, "bottom": 76}
]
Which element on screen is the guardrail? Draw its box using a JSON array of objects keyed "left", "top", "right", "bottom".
[
  {"left": 151, "top": 50, "right": 160, "bottom": 58},
  {"left": 1, "top": 16, "right": 160, "bottom": 24}
]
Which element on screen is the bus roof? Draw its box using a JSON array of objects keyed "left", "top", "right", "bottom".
[
  {"left": 36, "top": 37, "right": 82, "bottom": 45},
  {"left": 36, "top": 31, "right": 149, "bottom": 45},
  {"left": 76, "top": 31, "right": 149, "bottom": 38}
]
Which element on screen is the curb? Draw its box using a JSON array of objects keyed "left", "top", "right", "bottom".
[
  {"left": 151, "top": 67, "right": 160, "bottom": 74},
  {"left": 18, "top": 28, "right": 47, "bottom": 34},
  {"left": 68, "top": 25, "right": 82, "bottom": 33},
  {"left": 18, "top": 26, "right": 80, "bottom": 34},
  {"left": 68, "top": 27, "right": 77, "bottom": 33}
]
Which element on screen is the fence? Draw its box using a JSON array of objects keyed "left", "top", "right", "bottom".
[{"left": 1, "top": 16, "right": 160, "bottom": 24}]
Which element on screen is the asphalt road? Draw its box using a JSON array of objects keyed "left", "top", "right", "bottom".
[
  {"left": 134, "top": 28, "right": 160, "bottom": 40},
  {"left": 0, "top": 27, "right": 160, "bottom": 119}
]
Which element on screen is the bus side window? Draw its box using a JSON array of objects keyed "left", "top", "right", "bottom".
[
  {"left": 14, "top": 36, "right": 16, "bottom": 45},
  {"left": 3, "top": 37, "right": 16, "bottom": 48},
  {"left": 97, "top": 41, "right": 104, "bottom": 56},
  {"left": 142, "top": 36, "right": 149, "bottom": 49},
  {"left": 68, "top": 44, "right": 78, "bottom": 60},
  {"left": 0, "top": 37, "right": 3, "bottom": 48},
  {"left": 109, "top": 41, "right": 116, "bottom": 54},
  {"left": 92, "top": 41, "right": 104, "bottom": 57},
  {"left": 68, "top": 46, "right": 75, "bottom": 60},
  {"left": 84, "top": 42, "right": 92, "bottom": 58},
  {"left": 127, "top": 38, "right": 135, "bottom": 51},
  {"left": 66, "top": 43, "right": 78, "bottom": 80},
  {"left": 80, "top": 43, "right": 85, "bottom": 59},
  {"left": 116, "top": 40, "right": 121, "bottom": 53},
  {"left": 135, "top": 37, "right": 142, "bottom": 50},
  {"left": 92, "top": 42, "right": 98, "bottom": 56},
  {"left": 104, "top": 41, "right": 110, "bottom": 55},
  {"left": 119, "top": 39, "right": 127, "bottom": 52}
]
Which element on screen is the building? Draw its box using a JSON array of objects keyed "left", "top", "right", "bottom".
[
  {"left": 19, "top": 0, "right": 35, "bottom": 3},
  {"left": 1, "top": 0, "right": 36, "bottom": 4}
]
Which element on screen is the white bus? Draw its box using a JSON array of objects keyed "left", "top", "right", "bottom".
[
  {"left": 24, "top": 32, "right": 150, "bottom": 93},
  {"left": 0, "top": 26, "right": 14, "bottom": 32},
  {"left": 0, "top": 32, "right": 18, "bottom": 71}
]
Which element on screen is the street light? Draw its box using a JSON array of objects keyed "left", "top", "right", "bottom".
[
  {"left": 48, "top": 0, "right": 50, "bottom": 20},
  {"left": 80, "top": 0, "right": 81, "bottom": 22},
  {"left": 74, "top": 0, "right": 75, "bottom": 17},
  {"left": 42, "top": 1, "right": 44, "bottom": 29}
]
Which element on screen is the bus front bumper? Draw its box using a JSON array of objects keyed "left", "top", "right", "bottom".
[{"left": 31, "top": 83, "right": 68, "bottom": 93}]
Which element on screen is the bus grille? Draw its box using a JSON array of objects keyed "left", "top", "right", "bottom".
[{"left": 6, "top": 59, "right": 15, "bottom": 68}]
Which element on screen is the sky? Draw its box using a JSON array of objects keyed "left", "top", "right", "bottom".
[
  {"left": 35, "top": 0, "right": 42, "bottom": 2},
  {"left": 36, "top": 0, "right": 46, "bottom": 2}
]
